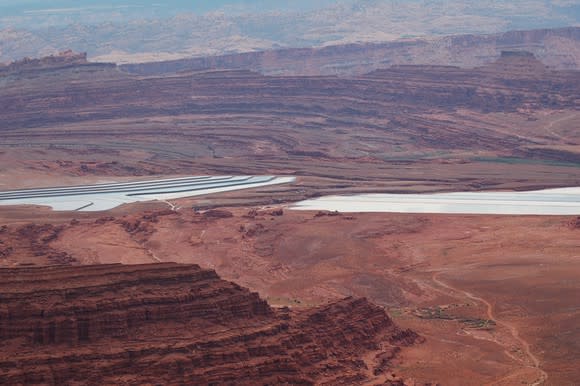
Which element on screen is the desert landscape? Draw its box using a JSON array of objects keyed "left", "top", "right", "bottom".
[
  {"left": 1, "top": 202, "right": 579, "bottom": 384},
  {"left": 1, "top": 1, "right": 579, "bottom": 385}
]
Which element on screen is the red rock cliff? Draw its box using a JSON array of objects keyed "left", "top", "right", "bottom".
[{"left": 0, "top": 263, "right": 420, "bottom": 385}]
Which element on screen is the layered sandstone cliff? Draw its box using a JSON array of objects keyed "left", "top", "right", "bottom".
[
  {"left": 0, "top": 263, "right": 420, "bottom": 385},
  {"left": 1, "top": 49, "right": 579, "bottom": 191},
  {"left": 1, "top": 52, "right": 577, "bottom": 158}
]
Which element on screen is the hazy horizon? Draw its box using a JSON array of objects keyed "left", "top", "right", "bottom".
[
  {"left": 0, "top": 0, "right": 341, "bottom": 26},
  {"left": 1, "top": 0, "right": 578, "bottom": 28},
  {"left": 1, "top": 0, "right": 578, "bottom": 63}
]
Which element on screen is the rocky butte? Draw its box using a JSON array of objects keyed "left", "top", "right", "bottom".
[{"left": 0, "top": 51, "right": 98, "bottom": 75}]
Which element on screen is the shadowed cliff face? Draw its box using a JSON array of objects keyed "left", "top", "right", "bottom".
[{"left": 0, "top": 263, "right": 420, "bottom": 385}]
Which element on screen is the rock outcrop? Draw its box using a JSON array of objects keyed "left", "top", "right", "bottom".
[
  {"left": 569, "top": 217, "right": 580, "bottom": 229},
  {"left": 0, "top": 50, "right": 109, "bottom": 76},
  {"left": 0, "top": 223, "right": 78, "bottom": 266},
  {"left": 0, "top": 263, "right": 420, "bottom": 385}
]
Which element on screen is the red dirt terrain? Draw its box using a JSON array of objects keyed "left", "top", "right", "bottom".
[
  {"left": 0, "top": 263, "right": 421, "bottom": 385},
  {"left": 1, "top": 207, "right": 578, "bottom": 385}
]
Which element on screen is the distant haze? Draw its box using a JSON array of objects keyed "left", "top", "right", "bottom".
[
  {"left": 0, "top": 0, "right": 340, "bottom": 23},
  {"left": 0, "top": 0, "right": 578, "bottom": 63}
]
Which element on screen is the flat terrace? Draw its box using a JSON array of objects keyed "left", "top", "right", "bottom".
[{"left": 0, "top": 175, "right": 295, "bottom": 212}]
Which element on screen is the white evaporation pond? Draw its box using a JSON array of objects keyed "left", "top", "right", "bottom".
[
  {"left": 291, "top": 187, "right": 580, "bottom": 215},
  {"left": 0, "top": 176, "right": 295, "bottom": 212}
]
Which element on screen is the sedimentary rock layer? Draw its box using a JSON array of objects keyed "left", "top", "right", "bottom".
[
  {"left": 0, "top": 263, "right": 419, "bottom": 385},
  {"left": 1, "top": 49, "right": 579, "bottom": 195},
  {"left": 1, "top": 53, "right": 577, "bottom": 150}
]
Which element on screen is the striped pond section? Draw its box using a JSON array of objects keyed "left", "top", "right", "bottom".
[
  {"left": 291, "top": 187, "right": 580, "bottom": 215},
  {"left": 0, "top": 176, "right": 295, "bottom": 211}
]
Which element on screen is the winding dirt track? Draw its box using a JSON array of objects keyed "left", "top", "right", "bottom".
[
  {"left": 432, "top": 271, "right": 548, "bottom": 385},
  {"left": 543, "top": 112, "right": 580, "bottom": 140}
]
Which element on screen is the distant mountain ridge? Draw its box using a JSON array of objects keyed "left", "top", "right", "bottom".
[
  {"left": 120, "top": 27, "right": 580, "bottom": 76},
  {"left": 0, "top": 0, "right": 578, "bottom": 64}
]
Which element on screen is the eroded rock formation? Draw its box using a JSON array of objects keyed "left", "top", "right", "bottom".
[
  {"left": 0, "top": 263, "right": 420, "bottom": 385},
  {"left": 0, "top": 51, "right": 97, "bottom": 75},
  {"left": 0, "top": 52, "right": 577, "bottom": 154},
  {"left": 569, "top": 217, "right": 580, "bottom": 229}
]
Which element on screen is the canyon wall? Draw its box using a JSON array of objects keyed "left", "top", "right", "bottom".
[{"left": 0, "top": 263, "right": 420, "bottom": 385}]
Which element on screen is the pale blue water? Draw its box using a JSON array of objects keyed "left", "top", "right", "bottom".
[
  {"left": 0, "top": 176, "right": 295, "bottom": 212},
  {"left": 291, "top": 188, "right": 580, "bottom": 216}
]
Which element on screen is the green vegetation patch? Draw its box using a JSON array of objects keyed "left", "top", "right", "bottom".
[{"left": 473, "top": 156, "right": 580, "bottom": 168}]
